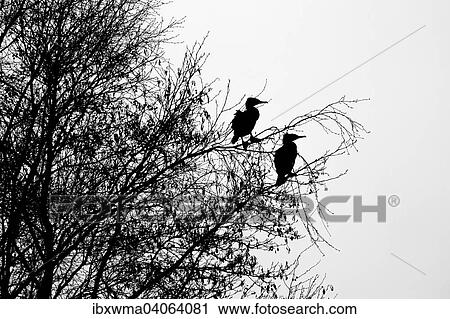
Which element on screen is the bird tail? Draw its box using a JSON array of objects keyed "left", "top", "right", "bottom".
[
  {"left": 231, "top": 135, "right": 239, "bottom": 144},
  {"left": 275, "top": 175, "right": 287, "bottom": 186}
]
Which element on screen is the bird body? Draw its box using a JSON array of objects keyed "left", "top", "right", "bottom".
[
  {"left": 231, "top": 97, "right": 267, "bottom": 145},
  {"left": 231, "top": 107, "right": 259, "bottom": 143},
  {"left": 275, "top": 142, "right": 297, "bottom": 184},
  {"left": 274, "top": 133, "right": 306, "bottom": 185}
]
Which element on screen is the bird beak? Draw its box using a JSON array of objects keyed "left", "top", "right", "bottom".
[
  {"left": 257, "top": 101, "right": 268, "bottom": 105},
  {"left": 294, "top": 135, "right": 306, "bottom": 141}
]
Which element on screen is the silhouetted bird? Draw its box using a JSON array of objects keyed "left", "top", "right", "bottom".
[
  {"left": 274, "top": 133, "right": 306, "bottom": 186},
  {"left": 231, "top": 97, "right": 267, "bottom": 148}
]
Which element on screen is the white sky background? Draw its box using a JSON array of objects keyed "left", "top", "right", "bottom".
[{"left": 161, "top": 0, "right": 450, "bottom": 298}]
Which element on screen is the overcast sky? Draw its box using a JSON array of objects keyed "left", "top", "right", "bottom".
[{"left": 162, "top": 0, "right": 450, "bottom": 298}]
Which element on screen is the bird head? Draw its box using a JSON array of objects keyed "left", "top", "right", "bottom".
[
  {"left": 283, "top": 133, "right": 306, "bottom": 144},
  {"left": 245, "top": 97, "right": 268, "bottom": 108}
]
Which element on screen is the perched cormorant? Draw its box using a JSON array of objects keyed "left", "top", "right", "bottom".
[
  {"left": 231, "top": 97, "right": 267, "bottom": 148},
  {"left": 274, "top": 133, "right": 306, "bottom": 186}
]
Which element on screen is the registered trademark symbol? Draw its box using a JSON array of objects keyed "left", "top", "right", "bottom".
[{"left": 388, "top": 195, "right": 400, "bottom": 207}]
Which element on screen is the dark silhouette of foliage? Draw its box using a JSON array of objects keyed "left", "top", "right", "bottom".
[{"left": 0, "top": 0, "right": 367, "bottom": 298}]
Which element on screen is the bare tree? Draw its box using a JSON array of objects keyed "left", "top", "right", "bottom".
[{"left": 0, "top": 0, "right": 367, "bottom": 298}]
